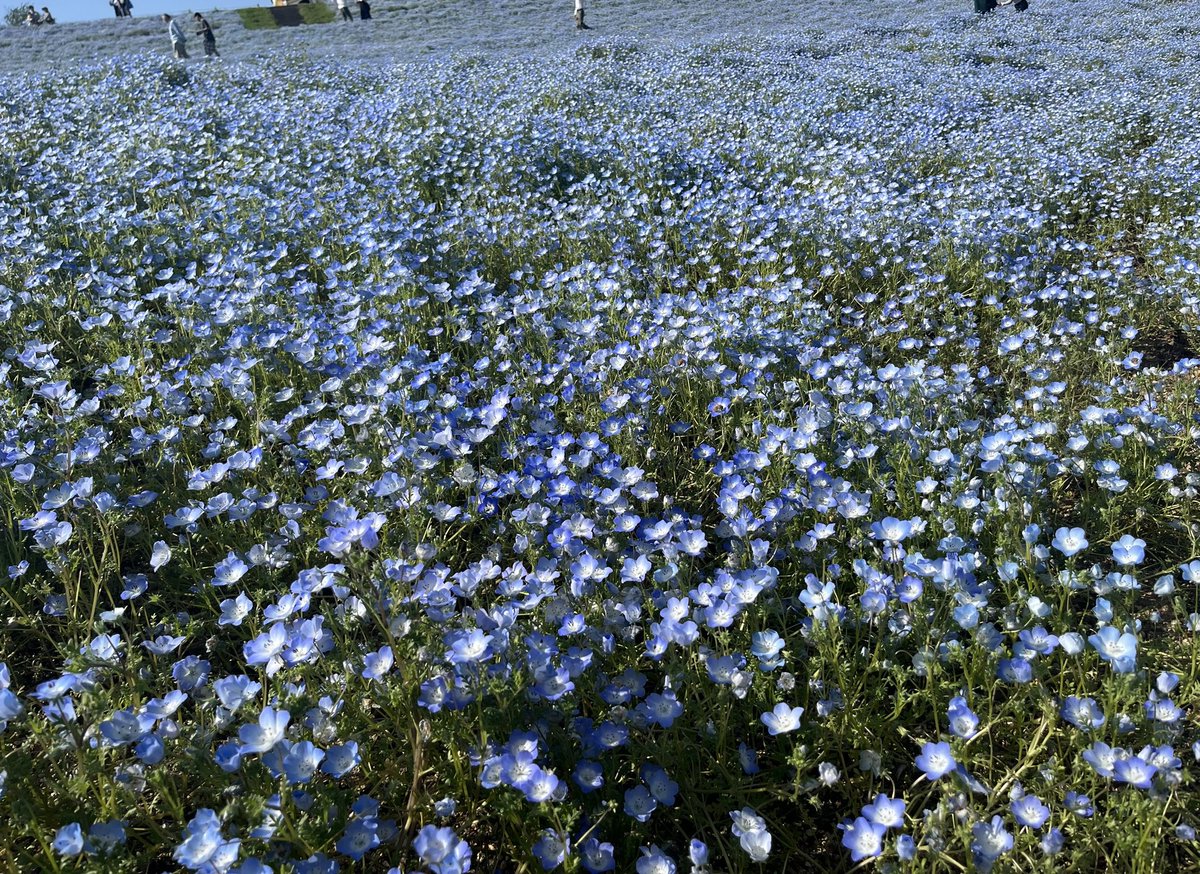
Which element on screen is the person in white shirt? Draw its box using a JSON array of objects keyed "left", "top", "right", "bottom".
[
  {"left": 162, "top": 13, "right": 188, "bottom": 58},
  {"left": 336, "top": 0, "right": 354, "bottom": 23},
  {"left": 574, "top": 0, "right": 590, "bottom": 29}
]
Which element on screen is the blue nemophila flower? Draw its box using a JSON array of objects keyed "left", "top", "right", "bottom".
[
  {"left": 947, "top": 696, "right": 979, "bottom": 739},
  {"left": 218, "top": 593, "right": 254, "bottom": 627},
  {"left": 88, "top": 820, "right": 127, "bottom": 855},
  {"left": 1061, "top": 696, "right": 1106, "bottom": 730},
  {"left": 362, "top": 646, "right": 394, "bottom": 682},
  {"left": 579, "top": 837, "right": 616, "bottom": 873},
  {"left": 728, "top": 806, "right": 771, "bottom": 860},
  {"left": 215, "top": 675, "right": 260, "bottom": 714},
  {"left": 1083, "top": 742, "right": 1118, "bottom": 778},
  {"left": 212, "top": 553, "right": 249, "bottom": 587},
  {"left": 1113, "top": 754, "right": 1157, "bottom": 789},
  {"left": 121, "top": 574, "right": 148, "bottom": 601},
  {"left": 53, "top": 823, "right": 84, "bottom": 857},
  {"left": 283, "top": 741, "right": 324, "bottom": 784},
  {"left": 760, "top": 702, "right": 803, "bottom": 735},
  {"left": 573, "top": 759, "right": 604, "bottom": 792},
  {"left": 636, "top": 845, "right": 677, "bottom": 874},
  {"left": 150, "top": 540, "right": 172, "bottom": 571},
  {"left": 238, "top": 706, "right": 289, "bottom": 755},
  {"left": 915, "top": 741, "right": 956, "bottom": 781},
  {"left": 1011, "top": 794, "right": 1051, "bottom": 829},
  {"left": 322, "top": 742, "right": 361, "bottom": 778},
  {"left": 1040, "top": 827, "right": 1066, "bottom": 855},
  {"left": 1110, "top": 535, "right": 1146, "bottom": 567},
  {"left": 243, "top": 624, "right": 287, "bottom": 675},
  {"left": 100, "top": 709, "right": 155, "bottom": 746},
  {"left": 531, "top": 829, "right": 568, "bottom": 870},
  {"left": 336, "top": 817, "right": 380, "bottom": 861},
  {"left": 625, "top": 784, "right": 658, "bottom": 822},
  {"left": 862, "top": 793, "right": 905, "bottom": 830},
  {"left": 412, "top": 824, "right": 471, "bottom": 873},
  {"left": 1051, "top": 527, "right": 1088, "bottom": 557},
  {"left": 841, "top": 817, "right": 885, "bottom": 862},
  {"left": 173, "top": 656, "right": 211, "bottom": 692},
  {"left": 641, "top": 763, "right": 679, "bottom": 805},
  {"left": 1065, "top": 791, "right": 1093, "bottom": 817},
  {"left": 997, "top": 657, "right": 1033, "bottom": 684},
  {"left": 639, "top": 690, "right": 683, "bottom": 728},
  {"left": 971, "top": 816, "right": 1013, "bottom": 865},
  {"left": 445, "top": 629, "right": 493, "bottom": 665},
  {"left": 1088, "top": 626, "right": 1138, "bottom": 674},
  {"left": 174, "top": 809, "right": 239, "bottom": 873},
  {"left": 142, "top": 634, "right": 186, "bottom": 656}
]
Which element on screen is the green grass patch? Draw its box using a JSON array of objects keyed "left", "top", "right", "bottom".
[
  {"left": 298, "top": 3, "right": 335, "bottom": 23},
  {"left": 235, "top": 3, "right": 333, "bottom": 30},
  {"left": 235, "top": 7, "right": 279, "bottom": 29}
]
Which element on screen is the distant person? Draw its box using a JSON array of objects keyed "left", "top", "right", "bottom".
[
  {"left": 194, "top": 12, "right": 218, "bottom": 56},
  {"left": 24, "top": 4, "right": 40, "bottom": 24},
  {"left": 574, "top": 0, "right": 590, "bottom": 29},
  {"left": 357, "top": 0, "right": 371, "bottom": 19},
  {"left": 974, "top": 0, "right": 995, "bottom": 12},
  {"left": 121, "top": 0, "right": 132, "bottom": 16},
  {"left": 163, "top": 13, "right": 188, "bottom": 58},
  {"left": 40, "top": 5, "right": 53, "bottom": 21},
  {"left": 336, "top": 0, "right": 353, "bottom": 22},
  {"left": 1014, "top": 0, "right": 1028, "bottom": 9}
]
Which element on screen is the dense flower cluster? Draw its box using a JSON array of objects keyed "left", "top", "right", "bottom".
[{"left": 1, "top": 2, "right": 1199, "bottom": 871}]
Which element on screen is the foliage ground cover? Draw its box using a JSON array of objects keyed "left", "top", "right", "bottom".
[
  {"left": 235, "top": 5, "right": 335, "bottom": 32},
  {"left": 1, "top": 0, "right": 1200, "bottom": 872}
]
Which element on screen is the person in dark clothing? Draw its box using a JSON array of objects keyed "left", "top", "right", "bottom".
[
  {"left": 574, "top": 0, "right": 591, "bottom": 29},
  {"left": 110, "top": 0, "right": 123, "bottom": 17},
  {"left": 357, "top": 0, "right": 371, "bottom": 19},
  {"left": 974, "top": 0, "right": 994, "bottom": 12},
  {"left": 40, "top": 6, "right": 53, "bottom": 21},
  {"left": 1014, "top": 0, "right": 1028, "bottom": 10},
  {"left": 194, "top": 13, "right": 218, "bottom": 57}
]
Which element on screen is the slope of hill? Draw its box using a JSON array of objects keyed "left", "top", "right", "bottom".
[{"left": 0, "top": 0, "right": 963, "bottom": 72}]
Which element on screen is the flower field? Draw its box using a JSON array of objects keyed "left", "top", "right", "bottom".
[{"left": 2, "top": 0, "right": 1199, "bottom": 871}]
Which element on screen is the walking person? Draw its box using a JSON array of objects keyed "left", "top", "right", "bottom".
[
  {"left": 336, "top": 0, "right": 353, "bottom": 22},
  {"left": 194, "top": 13, "right": 218, "bottom": 57},
  {"left": 109, "top": 0, "right": 123, "bottom": 18},
  {"left": 574, "top": 0, "right": 591, "bottom": 29},
  {"left": 163, "top": 13, "right": 188, "bottom": 59},
  {"left": 357, "top": 0, "right": 371, "bottom": 20}
]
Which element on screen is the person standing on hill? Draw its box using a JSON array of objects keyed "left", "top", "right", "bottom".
[
  {"left": 109, "top": 0, "right": 124, "bottom": 17},
  {"left": 194, "top": 12, "right": 218, "bottom": 57},
  {"left": 357, "top": 0, "right": 371, "bottom": 19},
  {"left": 336, "top": 0, "right": 354, "bottom": 22},
  {"left": 574, "top": 0, "right": 590, "bottom": 29},
  {"left": 163, "top": 13, "right": 188, "bottom": 58},
  {"left": 40, "top": 6, "right": 53, "bottom": 21}
]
